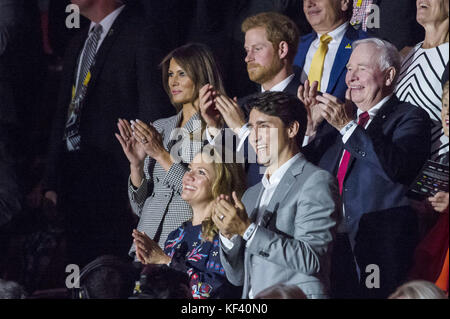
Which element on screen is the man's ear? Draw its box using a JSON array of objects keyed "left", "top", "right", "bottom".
[
  {"left": 384, "top": 66, "right": 397, "bottom": 88},
  {"left": 278, "top": 41, "right": 289, "bottom": 60},
  {"left": 287, "top": 121, "right": 300, "bottom": 139}
]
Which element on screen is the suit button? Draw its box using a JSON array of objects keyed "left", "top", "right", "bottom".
[{"left": 344, "top": 188, "right": 348, "bottom": 192}]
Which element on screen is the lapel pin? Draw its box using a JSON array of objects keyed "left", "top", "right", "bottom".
[
  {"left": 108, "top": 28, "right": 114, "bottom": 36},
  {"left": 345, "top": 43, "right": 352, "bottom": 49}
]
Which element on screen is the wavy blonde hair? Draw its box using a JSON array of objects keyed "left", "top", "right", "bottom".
[{"left": 198, "top": 148, "right": 246, "bottom": 242}]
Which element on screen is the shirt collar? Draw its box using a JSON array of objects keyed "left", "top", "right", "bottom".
[
  {"left": 261, "top": 153, "right": 301, "bottom": 189},
  {"left": 357, "top": 94, "right": 393, "bottom": 119},
  {"left": 89, "top": 5, "right": 125, "bottom": 36},
  {"left": 315, "top": 22, "right": 349, "bottom": 45},
  {"left": 261, "top": 73, "right": 295, "bottom": 93}
]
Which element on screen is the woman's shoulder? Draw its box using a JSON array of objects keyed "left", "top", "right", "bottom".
[{"left": 153, "top": 113, "right": 181, "bottom": 132}]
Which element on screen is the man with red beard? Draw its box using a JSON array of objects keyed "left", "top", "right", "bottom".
[{"left": 200, "top": 12, "right": 302, "bottom": 187}]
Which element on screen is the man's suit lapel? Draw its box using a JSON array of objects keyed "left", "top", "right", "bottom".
[
  {"left": 259, "top": 156, "right": 306, "bottom": 227},
  {"left": 87, "top": 6, "right": 130, "bottom": 94},
  {"left": 295, "top": 33, "right": 316, "bottom": 69},
  {"left": 343, "top": 97, "right": 396, "bottom": 179},
  {"left": 283, "top": 67, "right": 302, "bottom": 96},
  {"left": 326, "top": 26, "right": 355, "bottom": 94}
]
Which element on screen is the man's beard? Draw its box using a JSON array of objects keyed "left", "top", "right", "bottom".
[{"left": 247, "top": 56, "right": 283, "bottom": 85}]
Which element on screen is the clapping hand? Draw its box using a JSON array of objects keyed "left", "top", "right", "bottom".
[
  {"left": 129, "top": 119, "right": 167, "bottom": 160},
  {"left": 115, "top": 118, "right": 147, "bottom": 168},
  {"left": 428, "top": 192, "right": 449, "bottom": 213},
  {"left": 214, "top": 93, "right": 246, "bottom": 135},
  {"left": 199, "top": 84, "right": 222, "bottom": 131},
  {"left": 212, "top": 192, "right": 250, "bottom": 238},
  {"left": 316, "top": 88, "right": 355, "bottom": 131},
  {"left": 132, "top": 229, "right": 171, "bottom": 265},
  {"left": 297, "top": 80, "right": 323, "bottom": 136}
]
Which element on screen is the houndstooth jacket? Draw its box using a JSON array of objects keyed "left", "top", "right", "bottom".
[{"left": 128, "top": 111, "right": 205, "bottom": 256}]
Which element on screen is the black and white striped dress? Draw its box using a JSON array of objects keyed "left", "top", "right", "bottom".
[{"left": 395, "top": 42, "right": 449, "bottom": 161}]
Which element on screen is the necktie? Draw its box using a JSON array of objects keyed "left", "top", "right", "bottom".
[
  {"left": 65, "top": 24, "right": 103, "bottom": 151},
  {"left": 308, "top": 34, "right": 332, "bottom": 92},
  {"left": 336, "top": 112, "right": 370, "bottom": 194}
]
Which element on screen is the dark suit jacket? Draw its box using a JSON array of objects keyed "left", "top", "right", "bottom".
[
  {"left": 306, "top": 96, "right": 431, "bottom": 246},
  {"left": 238, "top": 68, "right": 303, "bottom": 187},
  {"left": 45, "top": 4, "right": 174, "bottom": 192},
  {"left": 293, "top": 25, "right": 368, "bottom": 102},
  {"left": 305, "top": 96, "right": 431, "bottom": 297}
]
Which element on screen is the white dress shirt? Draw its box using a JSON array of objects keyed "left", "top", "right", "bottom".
[{"left": 301, "top": 23, "right": 349, "bottom": 93}]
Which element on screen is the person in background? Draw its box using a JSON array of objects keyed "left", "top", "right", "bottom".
[
  {"left": 294, "top": 0, "right": 368, "bottom": 102},
  {"left": 408, "top": 80, "right": 449, "bottom": 295},
  {"left": 350, "top": 0, "right": 424, "bottom": 56},
  {"left": 129, "top": 264, "right": 191, "bottom": 299},
  {"left": 294, "top": 0, "right": 369, "bottom": 147},
  {"left": 254, "top": 283, "right": 307, "bottom": 299},
  {"left": 43, "top": 0, "right": 172, "bottom": 268},
  {"left": 200, "top": 11, "right": 302, "bottom": 187},
  {"left": 395, "top": 0, "right": 449, "bottom": 162},
  {"left": 388, "top": 280, "right": 447, "bottom": 299},
  {"left": 0, "top": 278, "right": 27, "bottom": 299},
  {"left": 130, "top": 150, "right": 245, "bottom": 299}
]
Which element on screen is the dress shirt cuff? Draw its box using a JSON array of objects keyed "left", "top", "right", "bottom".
[
  {"left": 219, "top": 233, "right": 238, "bottom": 251},
  {"left": 340, "top": 120, "right": 358, "bottom": 144},
  {"left": 243, "top": 223, "right": 258, "bottom": 248},
  {"left": 236, "top": 124, "right": 250, "bottom": 152}
]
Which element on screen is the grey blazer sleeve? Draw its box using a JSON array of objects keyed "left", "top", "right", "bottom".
[
  {"left": 246, "top": 170, "right": 337, "bottom": 275},
  {"left": 219, "top": 234, "right": 246, "bottom": 287}
]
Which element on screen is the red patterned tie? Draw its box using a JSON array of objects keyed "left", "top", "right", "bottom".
[{"left": 337, "top": 112, "right": 370, "bottom": 194}]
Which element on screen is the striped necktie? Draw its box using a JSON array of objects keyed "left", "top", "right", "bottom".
[{"left": 64, "top": 24, "right": 103, "bottom": 151}]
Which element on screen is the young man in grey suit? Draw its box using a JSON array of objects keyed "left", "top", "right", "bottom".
[{"left": 212, "top": 91, "right": 339, "bottom": 299}]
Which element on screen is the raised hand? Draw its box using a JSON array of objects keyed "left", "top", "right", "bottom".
[
  {"left": 214, "top": 94, "right": 246, "bottom": 135},
  {"left": 212, "top": 192, "right": 250, "bottom": 238},
  {"left": 317, "top": 88, "right": 355, "bottom": 131},
  {"left": 199, "top": 84, "right": 222, "bottom": 130},
  {"left": 297, "top": 80, "right": 323, "bottom": 136},
  {"left": 132, "top": 229, "right": 171, "bottom": 265},
  {"left": 115, "top": 118, "right": 146, "bottom": 168},
  {"left": 428, "top": 192, "right": 449, "bottom": 213}
]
